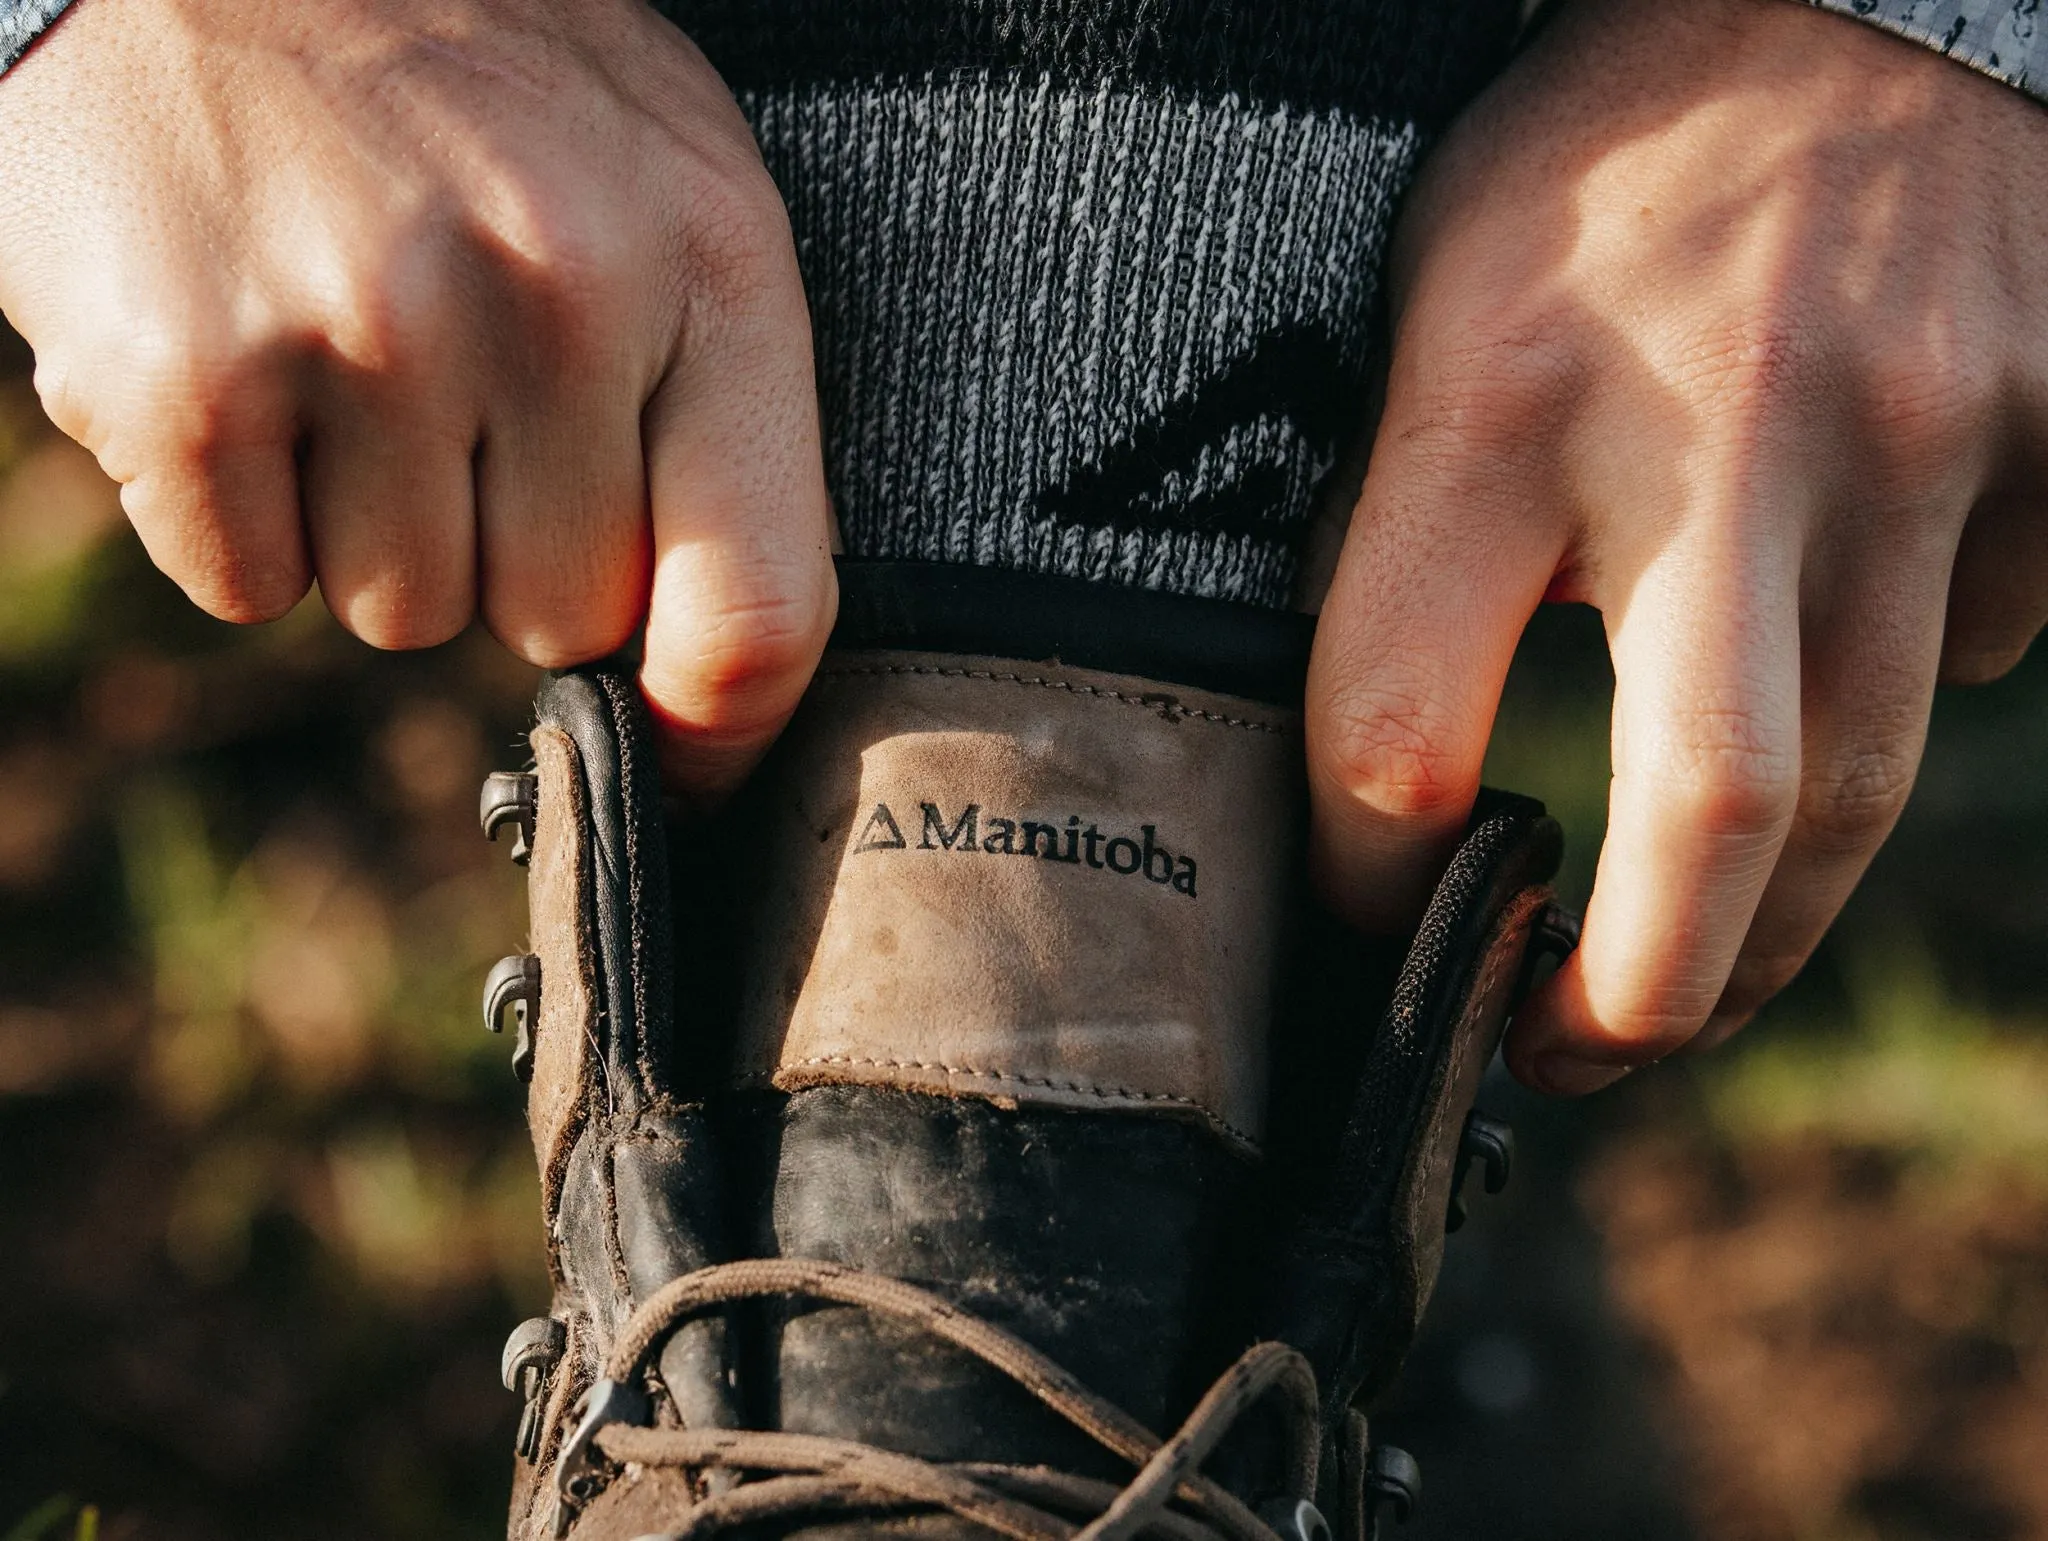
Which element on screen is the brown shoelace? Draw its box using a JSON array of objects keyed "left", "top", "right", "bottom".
[{"left": 557, "top": 1257, "right": 1324, "bottom": 1541}]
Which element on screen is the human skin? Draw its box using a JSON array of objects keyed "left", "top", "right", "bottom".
[
  {"left": 0, "top": 0, "right": 837, "bottom": 792},
  {"left": 1308, "top": 0, "right": 2048, "bottom": 1091},
  {"left": 1, "top": 0, "right": 2042, "bottom": 1092}
]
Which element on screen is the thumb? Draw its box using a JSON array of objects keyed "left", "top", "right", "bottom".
[{"left": 640, "top": 259, "right": 836, "bottom": 798}]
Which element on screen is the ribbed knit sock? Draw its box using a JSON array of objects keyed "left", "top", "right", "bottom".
[{"left": 660, "top": 0, "right": 1518, "bottom": 610}]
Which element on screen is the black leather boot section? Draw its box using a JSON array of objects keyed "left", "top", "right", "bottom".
[
  {"left": 737, "top": 1086, "right": 1258, "bottom": 1477},
  {"left": 536, "top": 670, "right": 738, "bottom": 1425}
]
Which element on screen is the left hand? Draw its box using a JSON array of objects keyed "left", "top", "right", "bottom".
[{"left": 1307, "top": 0, "right": 2048, "bottom": 1094}]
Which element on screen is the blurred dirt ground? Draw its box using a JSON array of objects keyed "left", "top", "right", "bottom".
[{"left": 1, "top": 320, "right": 2044, "bottom": 1541}]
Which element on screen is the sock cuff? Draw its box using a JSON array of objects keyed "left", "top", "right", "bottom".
[{"left": 667, "top": 6, "right": 1526, "bottom": 607}]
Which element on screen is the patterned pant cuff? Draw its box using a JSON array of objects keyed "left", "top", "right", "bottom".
[
  {"left": 1, "top": 0, "right": 73, "bottom": 75},
  {"left": 1795, "top": 0, "right": 2046, "bottom": 105}
]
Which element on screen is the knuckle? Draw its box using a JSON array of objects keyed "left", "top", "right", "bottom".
[
  {"left": 110, "top": 323, "right": 207, "bottom": 398},
  {"left": 393, "top": 158, "right": 629, "bottom": 366},
  {"left": 1679, "top": 770, "right": 1800, "bottom": 843},
  {"left": 507, "top": 210, "right": 637, "bottom": 335},
  {"left": 46, "top": 315, "right": 233, "bottom": 445},
  {"left": 314, "top": 240, "right": 466, "bottom": 384},
  {"left": 1657, "top": 713, "right": 1801, "bottom": 841},
  {"left": 177, "top": 541, "right": 309, "bottom": 625},
  {"left": 1796, "top": 745, "right": 1916, "bottom": 854},
  {"left": 656, "top": 558, "right": 834, "bottom": 728},
  {"left": 121, "top": 340, "right": 292, "bottom": 478},
  {"left": 517, "top": 632, "right": 627, "bottom": 673},
  {"left": 515, "top": 205, "right": 627, "bottom": 291},
  {"left": 123, "top": 342, "right": 235, "bottom": 452},
  {"left": 484, "top": 512, "right": 653, "bottom": 669},
  {"left": 199, "top": 588, "right": 303, "bottom": 627},
  {"left": 473, "top": 155, "right": 625, "bottom": 276},
  {"left": 676, "top": 161, "right": 798, "bottom": 318},
  {"left": 503, "top": 604, "right": 643, "bottom": 672},
  {"left": 120, "top": 466, "right": 308, "bottom": 623},
  {"left": 1865, "top": 340, "right": 1994, "bottom": 473},
  {"left": 30, "top": 349, "right": 96, "bottom": 446},
  {"left": 463, "top": 171, "right": 650, "bottom": 366},
  {"left": 334, "top": 573, "right": 472, "bottom": 652},
  {"left": 692, "top": 577, "right": 830, "bottom": 697},
  {"left": 347, "top": 603, "right": 469, "bottom": 653},
  {"left": 1318, "top": 679, "right": 1474, "bottom": 825},
  {"left": 325, "top": 280, "right": 423, "bottom": 380}
]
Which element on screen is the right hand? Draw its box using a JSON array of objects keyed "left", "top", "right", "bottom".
[{"left": 0, "top": 0, "right": 836, "bottom": 792}]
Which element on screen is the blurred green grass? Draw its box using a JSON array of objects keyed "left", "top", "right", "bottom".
[
  {"left": 1705, "top": 936, "right": 2048, "bottom": 1174},
  {"left": 3, "top": 1498, "right": 98, "bottom": 1541}
]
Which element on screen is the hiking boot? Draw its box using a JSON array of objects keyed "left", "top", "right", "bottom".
[{"left": 481, "top": 559, "right": 1573, "bottom": 1541}]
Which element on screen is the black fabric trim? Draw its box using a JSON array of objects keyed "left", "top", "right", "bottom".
[
  {"left": 658, "top": 0, "right": 1520, "bottom": 127},
  {"left": 831, "top": 558, "right": 1315, "bottom": 706}
]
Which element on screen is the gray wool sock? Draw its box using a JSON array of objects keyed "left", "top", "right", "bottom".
[{"left": 662, "top": 0, "right": 1520, "bottom": 609}]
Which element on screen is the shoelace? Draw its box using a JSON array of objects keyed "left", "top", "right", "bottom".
[{"left": 550, "top": 1257, "right": 1325, "bottom": 1541}]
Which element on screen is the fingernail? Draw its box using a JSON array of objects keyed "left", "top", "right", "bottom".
[{"left": 1530, "top": 1052, "right": 1630, "bottom": 1098}]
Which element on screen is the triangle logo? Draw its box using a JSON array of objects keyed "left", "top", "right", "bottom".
[{"left": 852, "top": 802, "right": 908, "bottom": 853}]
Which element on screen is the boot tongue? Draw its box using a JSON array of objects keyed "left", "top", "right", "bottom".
[
  {"left": 719, "top": 591, "right": 1308, "bottom": 1470},
  {"left": 732, "top": 648, "right": 1303, "bottom": 1155}
]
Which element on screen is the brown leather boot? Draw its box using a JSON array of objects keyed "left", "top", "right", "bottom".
[{"left": 481, "top": 560, "right": 1573, "bottom": 1541}]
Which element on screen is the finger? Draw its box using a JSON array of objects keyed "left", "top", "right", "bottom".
[
  {"left": 87, "top": 343, "right": 314, "bottom": 624},
  {"left": 301, "top": 363, "right": 479, "bottom": 650},
  {"left": 1941, "top": 482, "right": 2048, "bottom": 683},
  {"left": 1307, "top": 373, "right": 1569, "bottom": 932},
  {"left": 1703, "top": 557, "right": 1948, "bottom": 1043},
  {"left": 1509, "top": 524, "right": 1803, "bottom": 1094},
  {"left": 640, "top": 234, "right": 836, "bottom": 797},
  {"left": 477, "top": 371, "right": 652, "bottom": 669}
]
